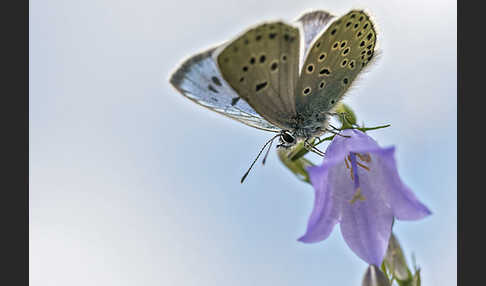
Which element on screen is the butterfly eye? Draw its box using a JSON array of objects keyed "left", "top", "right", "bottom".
[{"left": 281, "top": 132, "right": 295, "bottom": 144}]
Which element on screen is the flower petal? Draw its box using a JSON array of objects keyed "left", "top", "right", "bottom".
[
  {"left": 340, "top": 197, "right": 394, "bottom": 266},
  {"left": 337, "top": 159, "right": 394, "bottom": 265},
  {"left": 371, "top": 147, "right": 432, "bottom": 220},
  {"left": 325, "top": 129, "right": 380, "bottom": 161},
  {"left": 299, "top": 164, "right": 339, "bottom": 243},
  {"left": 300, "top": 128, "right": 430, "bottom": 265},
  {"left": 333, "top": 130, "right": 431, "bottom": 220}
]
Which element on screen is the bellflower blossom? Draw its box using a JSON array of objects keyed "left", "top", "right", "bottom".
[{"left": 299, "top": 129, "right": 431, "bottom": 265}]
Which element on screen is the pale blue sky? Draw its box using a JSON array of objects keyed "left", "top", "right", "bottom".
[{"left": 30, "top": 0, "right": 456, "bottom": 285}]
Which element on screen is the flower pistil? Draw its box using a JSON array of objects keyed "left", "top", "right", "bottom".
[{"left": 345, "top": 152, "right": 371, "bottom": 204}]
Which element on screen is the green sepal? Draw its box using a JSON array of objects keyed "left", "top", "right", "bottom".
[
  {"left": 384, "top": 233, "right": 413, "bottom": 283},
  {"left": 334, "top": 103, "right": 357, "bottom": 129},
  {"left": 411, "top": 269, "right": 421, "bottom": 286},
  {"left": 277, "top": 143, "right": 315, "bottom": 183}
]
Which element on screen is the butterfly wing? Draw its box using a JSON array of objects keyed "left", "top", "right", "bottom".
[
  {"left": 215, "top": 22, "right": 301, "bottom": 130},
  {"left": 294, "top": 10, "right": 377, "bottom": 120},
  {"left": 170, "top": 47, "right": 281, "bottom": 132},
  {"left": 295, "top": 10, "right": 335, "bottom": 70}
]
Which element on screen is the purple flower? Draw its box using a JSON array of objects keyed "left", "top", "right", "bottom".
[{"left": 299, "top": 129, "right": 431, "bottom": 265}]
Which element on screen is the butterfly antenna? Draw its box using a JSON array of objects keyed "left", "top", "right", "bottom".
[
  {"left": 241, "top": 134, "right": 280, "bottom": 183},
  {"left": 262, "top": 136, "right": 276, "bottom": 165}
]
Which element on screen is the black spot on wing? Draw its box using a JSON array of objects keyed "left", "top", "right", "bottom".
[
  {"left": 211, "top": 76, "right": 222, "bottom": 86},
  {"left": 270, "top": 61, "right": 278, "bottom": 71},
  {"left": 255, "top": 81, "right": 268, "bottom": 92},
  {"left": 208, "top": 85, "right": 218, "bottom": 93},
  {"left": 319, "top": 68, "right": 331, "bottom": 75},
  {"left": 231, "top": 97, "right": 240, "bottom": 106}
]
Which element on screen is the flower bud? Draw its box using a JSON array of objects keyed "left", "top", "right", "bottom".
[
  {"left": 362, "top": 265, "right": 391, "bottom": 286},
  {"left": 384, "top": 233, "right": 411, "bottom": 281},
  {"left": 334, "top": 102, "right": 357, "bottom": 128},
  {"left": 411, "top": 269, "right": 421, "bottom": 286}
]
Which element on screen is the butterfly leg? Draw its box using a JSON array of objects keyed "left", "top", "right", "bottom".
[
  {"left": 311, "top": 137, "right": 326, "bottom": 156},
  {"left": 328, "top": 123, "right": 341, "bottom": 131},
  {"left": 325, "top": 127, "right": 351, "bottom": 138},
  {"left": 304, "top": 138, "right": 325, "bottom": 157}
]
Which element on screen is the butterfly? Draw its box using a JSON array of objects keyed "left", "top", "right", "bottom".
[{"left": 170, "top": 9, "right": 378, "bottom": 182}]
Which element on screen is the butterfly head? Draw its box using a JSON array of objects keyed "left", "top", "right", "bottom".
[{"left": 277, "top": 130, "right": 297, "bottom": 149}]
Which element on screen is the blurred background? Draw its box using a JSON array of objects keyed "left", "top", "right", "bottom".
[{"left": 30, "top": 0, "right": 456, "bottom": 285}]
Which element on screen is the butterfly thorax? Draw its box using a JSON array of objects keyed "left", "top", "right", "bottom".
[
  {"left": 275, "top": 112, "right": 330, "bottom": 149},
  {"left": 291, "top": 108, "right": 330, "bottom": 136}
]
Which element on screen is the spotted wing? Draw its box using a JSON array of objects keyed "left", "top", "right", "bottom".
[
  {"left": 215, "top": 22, "right": 301, "bottom": 129},
  {"left": 169, "top": 47, "right": 281, "bottom": 132},
  {"left": 295, "top": 10, "right": 335, "bottom": 70},
  {"left": 295, "top": 10, "right": 377, "bottom": 119}
]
